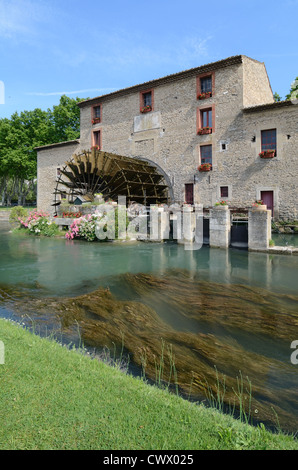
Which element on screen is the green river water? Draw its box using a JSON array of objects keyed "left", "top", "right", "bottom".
[{"left": 0, "top": 222, "right": 297, "bottom": 433}]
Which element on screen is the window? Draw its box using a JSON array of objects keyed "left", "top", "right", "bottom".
[
  {"left": 261, "top": 129, "right": 276, "bottom": 152},
  {"left": 92, "top": 104, "right": 102, "bottom": 124},
  {"left": 94, "top": 106, "right": 101, "bottom": 119},
  {"left": 220, "top": 186, "right": 229, "bottom": 198},
  {"left": 143, "top": 92, "right": 152, "bottom": 107},
  {"left": 200, "top": 76, "right": 212, "bottom": 94},
  {"left": 197, "top": 71, "right": 215, "bottom": 99},
  {"left": 201, "top": 109, "right": 212, "bottom": 128},
  {"left": 200, "top": 145, "right": 212, "bottom": 165},
  {"left": 197, "top": 105, "right": 215, "bottom": 134},
  {"left": 140, "top": 89, "right": 154, "bottom": 113},
  {"left": 92, "top": 130, "right": 101, "bottom": 149}
]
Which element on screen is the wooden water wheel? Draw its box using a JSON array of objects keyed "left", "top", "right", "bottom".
[{"left": 52, "top": 149, "right": 169, "bottom": 214}]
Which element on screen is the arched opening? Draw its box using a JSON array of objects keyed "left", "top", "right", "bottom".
[{"left": 52, "top": 149, "right": 171, "bottom": 214}]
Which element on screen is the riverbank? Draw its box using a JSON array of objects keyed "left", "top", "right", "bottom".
[{"left": 0, "top": 318, "right": 297, "bottom": 450}]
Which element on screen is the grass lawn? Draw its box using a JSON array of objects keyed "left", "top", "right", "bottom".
[
  {"left": 0, "top": 206, "right": 36, "bottom": 211},
  {"left": 0, "top": 318, "right": 297, "bottom": 450}
]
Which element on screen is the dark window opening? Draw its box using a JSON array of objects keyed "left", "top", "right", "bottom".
[
  {"left": 93, "top": 106, "right": 101, "bottom": 119},
  {"left": 143, "top": 92, "right": 152, "bottom": 107},
  {"left": 200, "top": 145, "right": 212, "bottom": 165},
  {"left": 220, "top": 186, "right": 229, "bottom": 198},
  {"left": 261, "top": 129, "right": 276, "bottom": 152},
  {"left": 200, "top": 76, "right": 212, "bottom": 94},
  {"left": 93, "top": 131, "right": 101, "bottom": 148}
]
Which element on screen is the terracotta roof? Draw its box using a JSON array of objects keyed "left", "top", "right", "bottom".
[
  {"left": 78, "top": 55, "right": 245, "bottom": 108},
  {"left": 35, "top": 139, "right": 80, "bottom": 151},
  {"left": 243, "top": 100, "right": 294, "bottom": 113}
]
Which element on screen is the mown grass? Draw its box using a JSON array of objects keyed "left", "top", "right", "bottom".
[
  {"left": 0, "top": 318, "right": 297, "bottom": 450},
  {"left": 0, "top": 206, "right": 36, "bottom": 211}
]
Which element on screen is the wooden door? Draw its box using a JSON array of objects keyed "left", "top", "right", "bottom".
[
  {"left": 185, "top": 184, "right": 194, "bottom": 205},
  {"left": 261, "top": 191, "right": 274, "bottom": 216}
]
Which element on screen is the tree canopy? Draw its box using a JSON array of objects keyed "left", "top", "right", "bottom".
[
  {"left": 0, "top": 95, "right": 86, "bottom": 204},
  {"left": 286, "top": 77, "right": 298, "bottom": 102},
  {"left": 274, "top": 75, "right": 298, "bottom": 102}
]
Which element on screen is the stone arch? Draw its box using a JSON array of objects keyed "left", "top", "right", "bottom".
[
  {"left": 53, "top": 149, "right": 172, "bottom": 213},
  {"left": 133, "top": 155, "right": 174, "bottom": 202}
]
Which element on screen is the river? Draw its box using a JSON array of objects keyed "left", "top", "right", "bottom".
[{"left": 0, "top": 222, "right": 297, "bottom": 433}]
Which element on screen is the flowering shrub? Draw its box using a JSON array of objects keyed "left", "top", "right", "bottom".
[
  {"left": 65, "top": 213, "right": 104, "bottom": 241},
  {"left": 9, "top": 206, "right": 28, "bottom": 227},
  {"left": 18, "top": 210, "right": 60, "bottom": 236},
  {"left": 65, "top": 206, "right": 127, "bottom": 242}
]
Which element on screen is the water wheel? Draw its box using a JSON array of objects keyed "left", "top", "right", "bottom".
[{"left": 52, "top": 149, "right": 169, "bottom": 214}]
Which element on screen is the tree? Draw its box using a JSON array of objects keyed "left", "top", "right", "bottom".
[
  {"left": 0, "top": 95, "right": 86, "bottom": 205},
  {"left": 286, "top": 77, "right": 298, "bottom": 102},
  {"left": 273, "top": 92, "right": 282, "bottom": 102},
  {"left": 49, "top": 95, "right": 84, "bottom": 142}
]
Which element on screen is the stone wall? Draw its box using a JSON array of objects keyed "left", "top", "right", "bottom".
[
  {"left": 36, "top": 55, "right": 297, "bottom": 220},
  {"left": 37, "top": 141, "right": 81, "bottom": 214},
  {"left": 79, "top": 60, "right": 248, "bottom": 206}
]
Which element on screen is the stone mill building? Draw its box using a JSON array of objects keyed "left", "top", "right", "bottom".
[{"left": 36, "top": 55, "right": 298, "bottom": 220}]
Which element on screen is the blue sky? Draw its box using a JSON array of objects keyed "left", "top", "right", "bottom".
[{"left": 0, "top": 0, "right": 297, "bottom": 119}]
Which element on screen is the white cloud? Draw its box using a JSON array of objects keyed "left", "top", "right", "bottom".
[{"left": 0, "top": 0, "right": 51, "bottom": 39}]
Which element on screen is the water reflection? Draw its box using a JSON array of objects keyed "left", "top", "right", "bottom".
[
  {"left": 0, "top": 224, "right": 298, "bottom": 433},
  {"left": 1, "top": 225, "right": 297, "bottom": 297}
]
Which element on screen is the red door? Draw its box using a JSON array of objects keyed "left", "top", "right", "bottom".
[
  {"left": 185, "top": 184, "right": 194, "bottom": 205},
  {"left": 261, "top": 191, "right": 274, "bottom": 216}
]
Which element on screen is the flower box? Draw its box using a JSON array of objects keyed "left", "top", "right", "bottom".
[
  {"left": 259, "top": 150, "right": 276, "bottom": 158},
  {"left": 92, "top": 117, "right": 101, "bottom": 124},
  {"left": 214, "top": 201, "right": 228, "bottom": 207},
  {"left": 63, "top": 212, "right": 82, "bottom": 218},
  {"left": 252, "top": 200, "right": 266, "bottom": 210},
  {"left": 197, "top": 127, "right": 212, "bottom": 135},
  {"left": 198, "top": 163, "right": 212, "bottom": 172},
  {"left": 141, "top": 105, "right": 152, "bottom": 113},
  {"left": 197, "top": 92, "right": 212, "bottom": 100}
]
